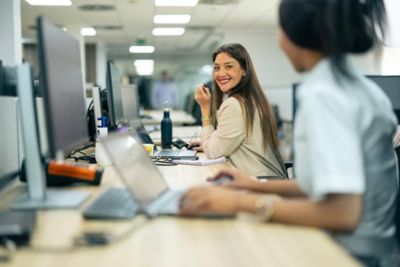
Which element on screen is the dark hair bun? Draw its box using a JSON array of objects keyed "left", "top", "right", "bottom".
[
  {"left": 279, "top": 0, "right": 384, "bottom": 54},
  {"left": 279, "top": 0, "right": 385, "bottom": 79}
]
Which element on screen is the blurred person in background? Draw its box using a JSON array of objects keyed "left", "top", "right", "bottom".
[{"left": 151, "top": 70, "right": 179, "bottom": 110}]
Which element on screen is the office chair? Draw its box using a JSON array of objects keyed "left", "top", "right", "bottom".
[
  {"left": 272, "top": 105, "right": 283, "bottom": 131},
  {"left": 257, "top": 161, "right": 293, "bottom": 180}
]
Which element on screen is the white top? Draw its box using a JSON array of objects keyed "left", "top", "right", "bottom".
[
  {"left": 201, "top": 97, "right": 286, "bottom": 177},
  {"left": 294, "top": 59, "right": 398, "bottom": 262}
]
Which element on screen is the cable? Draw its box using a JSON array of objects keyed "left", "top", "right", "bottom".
[
  {"left": 0, "top": 238, "right": 17, "bottom": 263},
  {"left": 26, "top": 215, "right": 150, "bottom": 253},
  {"left": 152, "top": 158, "right": 177, "bottom": 166}
]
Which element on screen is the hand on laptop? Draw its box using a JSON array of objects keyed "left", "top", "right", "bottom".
[
  {"left": 208, "top": 169, "right": 259, "bottom": 190},
  {"left": 179, "top": 186, "right": 242, "bottom": 215},
  {"left": 188, "top": 140, "right": 203, "bottom": 152}
]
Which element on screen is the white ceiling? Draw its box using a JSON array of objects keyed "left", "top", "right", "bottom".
[{"left": 21, "top": 0, "right": 280, "bottom": 59}]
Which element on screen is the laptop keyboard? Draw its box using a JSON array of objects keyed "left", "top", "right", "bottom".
[
  {"left": 147, "top": 190, "right": 183, "bottom": 216},
  {"left": 83, "top": 187, "right": 139, "bottom": 220},
  {"left": 159, "top": 150, "right": 180, "bottom": 157}
]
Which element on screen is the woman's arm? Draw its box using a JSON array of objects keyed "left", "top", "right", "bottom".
[
  {"left": 213, "top": 169, "right": 306, "bottom": 198},
  {"left": 200, "top": 98, "right": 246, "bottom": 158},
  {"left": 180, "top": 186, "right": 362, "bottom": 231},
  {"left": 238, "top": 193, "right": 362, "bottom": 231}
]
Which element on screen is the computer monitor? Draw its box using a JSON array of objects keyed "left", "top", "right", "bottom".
[
  {"left": 121, "top": 84, "right": 140, "bottom": 123},
  {"left": 106, "top": 62, "right": 124, "bottom": 129},
  {"left": 0, "top": 60, "right": 3, "bottom": 95},
  {"left": 0, "top": 97, "right": 20, "bottom": 191},
  {"left": 1, "top": 66, "right": 17, "bottom": 96},
  {"left": 367, "top": 75, "right": 400, "bottom": 122},
  {"left": 37, "top": 16, "right": 89, "bottom": 159}
]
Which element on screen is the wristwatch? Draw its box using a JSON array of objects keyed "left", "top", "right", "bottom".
[
  {"left": 201, "top": 115, "right": 213, "bottom": 122},
  {"left": 254, "top": 196, "right": 276, "bottom": 222},
  {"left": 238, "top": 194, "right": 281, "bottom": 223}
]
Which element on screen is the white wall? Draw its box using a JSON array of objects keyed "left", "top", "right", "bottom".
[
  {"left": 381, "top": 47, "right": 400, "bottom": 75},
  {"left": 0, "top": 0, "right": 22, "bottom": 66},
  {"left": 222, "top": 29, "right": 302, "bottom": 87}
]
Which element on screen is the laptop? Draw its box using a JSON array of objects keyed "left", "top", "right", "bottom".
[
  {"left": 135, "top": 124, "right": 198, "bottom": 160},
  {"left": 101, "top": 132, "right": 185, "bottom": 217}
]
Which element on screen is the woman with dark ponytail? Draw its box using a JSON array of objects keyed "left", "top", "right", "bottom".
[{"left": 180, "top": 1, "right": 398, "bottom": 266}]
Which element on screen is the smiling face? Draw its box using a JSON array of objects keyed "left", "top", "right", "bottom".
[{"left": 213, "top": 52, "right": 245, "bottom": 94}]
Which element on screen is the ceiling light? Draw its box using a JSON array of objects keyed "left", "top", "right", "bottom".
[
  {"left": 80, "top": 28, "right": 96, "bottom": 36},
  {"left": 129, "top": 46, "right": 155, "bottom": 53},
  {"left": 154, "top": 15, "right": 191, "bottom": 24},
  {"left": 134, "top": 60, "right": 154, "bottom": 76},
  {"left": 155, "top": 0, "right": 198, "bottom": 7},
  {"left": 25, "top": 0, "right": 72, "bottom": 6},
  {"left": 152, "top": 27, "right": 185, "bottom": 36}
]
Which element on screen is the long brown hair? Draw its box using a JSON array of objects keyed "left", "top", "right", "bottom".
[{"left": 212, "top": 43, "right": 280, "bottom": 151}]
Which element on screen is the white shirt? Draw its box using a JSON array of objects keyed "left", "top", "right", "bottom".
[{"left": 294, "top": 59, "right": 398, "bottom": 260}]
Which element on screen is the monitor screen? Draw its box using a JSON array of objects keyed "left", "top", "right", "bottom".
[
  {"left": 106, "top": 62, "right": 124, "bottom": 129},
  {"left": 367, "top": 75, "right": 400, "bottom": 109},
  {"left": 0, "top": 60, "right": 3, "bottom": 95},
  {"left": 1, "top": 66, "right": 17, "bottom": 96},
  {"left": 121, "top": 84, "right": 140, "bottom": 123},
  {"left": 37, "top": 16, "right": 89, "bottom": 158}
]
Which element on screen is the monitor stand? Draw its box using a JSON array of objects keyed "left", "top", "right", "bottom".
[{"left": 11, "top": 64, "right": 90, "bottom": 210}]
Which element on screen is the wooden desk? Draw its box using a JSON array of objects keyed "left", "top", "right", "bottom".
[
  {"left": 2, "top": 165, "right": 360, "bottom": 267},
  {"left": 141, "top": 110, "right": 196, "bottom": 126},
  {"left": 1, "top": 128, "right": 361, "bottom": 267}
]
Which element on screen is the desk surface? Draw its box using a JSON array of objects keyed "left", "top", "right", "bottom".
[
  {"left": 1, "top": 127, "right": 360, "bottom": 267},
  {"left": 141, "top": 109, "right": 196, "bottom": 126}
]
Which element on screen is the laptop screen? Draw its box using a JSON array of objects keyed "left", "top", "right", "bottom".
[{"left": 101, "top": 132, "right": 168, "bottom": 206}]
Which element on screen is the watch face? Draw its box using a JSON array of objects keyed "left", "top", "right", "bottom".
[{"left": 255, "top": 196, "right": 279, "bottom": 221}]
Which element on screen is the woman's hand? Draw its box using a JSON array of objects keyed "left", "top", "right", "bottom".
[
  {"left": 180, "top": 186, "right": 242, "bottom": 215},
  {"left": 188, "top": 140, "right": 203, "bottom": 152},
  {"left": 208, "top": 169, "right": 259, "bottom": 190},
  {"left": 194, "top": 84, "right": 211, "bottom": 112}
]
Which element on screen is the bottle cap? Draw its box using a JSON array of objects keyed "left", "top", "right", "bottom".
[{"left": 163, "top": 108, "right": 170, "bottom": 118}]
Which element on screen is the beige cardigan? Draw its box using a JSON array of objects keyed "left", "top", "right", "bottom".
[{"left": 201, "top": 97, "right": 286, "bottom": 177}]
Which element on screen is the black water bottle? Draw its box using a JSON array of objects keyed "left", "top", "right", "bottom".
[{"left": 161, "top": 109, "right": 172, "bottom": 149}]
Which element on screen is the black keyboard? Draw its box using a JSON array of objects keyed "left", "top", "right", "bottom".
[{"left": 83, "top": 187, "right": 139, "bottom": 220}]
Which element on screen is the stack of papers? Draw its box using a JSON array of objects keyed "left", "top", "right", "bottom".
[{"left": 173, "top": 157, "right": 226, "bottom": 166}]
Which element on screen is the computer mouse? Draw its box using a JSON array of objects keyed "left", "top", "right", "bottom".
[{"left": 210, "top": 175, "right": 233, "bottom": 185}]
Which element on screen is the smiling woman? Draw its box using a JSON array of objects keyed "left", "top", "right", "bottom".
[{"left": 192, "top": 43, "right": 287, "bottom": 177}]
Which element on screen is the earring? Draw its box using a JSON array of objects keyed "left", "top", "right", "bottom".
[{"left": 243, "top": 72, "right": 246, "bottom": 77}]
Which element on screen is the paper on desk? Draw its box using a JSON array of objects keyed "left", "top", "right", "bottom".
[{"left": 173, "top": 157, "right": 226, "bottom": 166}]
